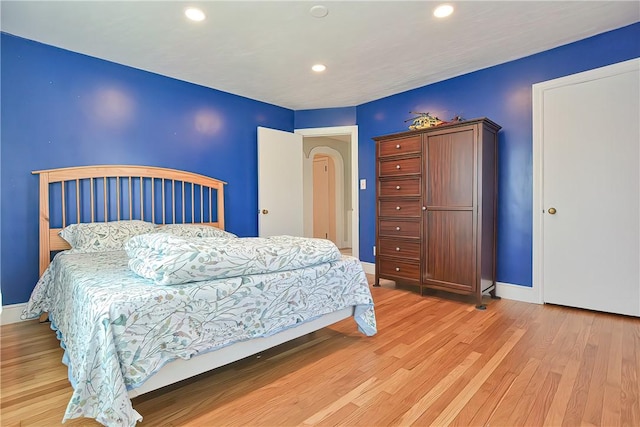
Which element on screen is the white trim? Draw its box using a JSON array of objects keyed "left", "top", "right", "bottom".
[
  {"left": 496, "top": 282, "right": 541, "bottom": 305},
  {"left": 1, "top": 303, "right": 27, "bottom": 325},
  {"left": 295, "top": 126, "right": 359, "bottom": 260},
  {"left": 532, "top": 58, "right": 640, "bottom": 306},
  {"left": 361, "top": 261, "right": 375, "bottom": 275}
]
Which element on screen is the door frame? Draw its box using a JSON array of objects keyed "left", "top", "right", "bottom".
[
  {"left": 295, "top": 125, "right": 359, "bottom": 259},
  {"left": 532, "top": 58, "right": 639, "bottom": 306}
]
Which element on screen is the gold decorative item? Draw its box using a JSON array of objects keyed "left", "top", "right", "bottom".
[{"left": 404, "top": 111, "right": 443, "bottom": 130}]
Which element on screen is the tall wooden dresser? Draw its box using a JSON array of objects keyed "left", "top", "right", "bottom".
[{"left": 374, "top": 118, "right": 501, "bottom": 309}]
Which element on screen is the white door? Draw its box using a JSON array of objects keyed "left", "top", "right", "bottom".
[
  {"left": 257, "top": 127, "right": 304, "bottom": 237},
  {"left": 534, "top": 59, "right": 640, "bottom": 316},
  {"left": 313, "top": 156, "right": 330, "bottom": 240}
]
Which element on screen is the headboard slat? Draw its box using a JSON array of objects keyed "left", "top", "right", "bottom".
[
  {"left": 76, "top": 179, "right": 80, "bottom": 224},
  {"left": 162, "top": 178, "right": 166, "bottom": 225},
  {"left": 182, "top": 181, "right": 186, "bottom": 224},
  {"left": 90, "top": 178, "right": 95, "bottom": 222},
  {"left": 151, "top": 178, "right": 155, "bottom": 223},
  {"left": 103, "top": 177, "right": 107, "bottom": 222},
  {"left": 61, "top": 182, "right": 66, "bottom": 228}
]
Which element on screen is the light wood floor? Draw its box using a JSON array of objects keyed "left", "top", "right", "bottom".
[{"left": 1, "top": 279, "right": 639, "bottom": 426}]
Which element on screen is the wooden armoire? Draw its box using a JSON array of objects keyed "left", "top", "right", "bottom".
[{"left": 373, "top": 118, "right": 501, "bottom": 309}]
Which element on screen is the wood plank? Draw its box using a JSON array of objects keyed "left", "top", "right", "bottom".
[
  {"left": 426, "top": 327, "right": 527, "bottom": 426},
  {"left": 620, "top": 318, "right": 640, "bottom": 427}
]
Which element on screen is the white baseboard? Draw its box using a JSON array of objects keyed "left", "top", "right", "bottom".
[
  {"left": 359, "top": 265, "right": 540, "bottom": 305},
  {"left": 361, "top": 261, "right": 375, "bottom": 275},
  {"left": 1, "top": 303, "right": 27, "bottom": 325},
  {"left": 496, "top": 282, "right": 541, "bottom": 304}
]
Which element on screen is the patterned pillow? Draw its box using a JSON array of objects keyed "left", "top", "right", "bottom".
[
  {"left": 154, "top": 224, "right": 237, "bottom": 239},
  {"left": 59, "top": 220, "right": 157, "bottom": 253}
]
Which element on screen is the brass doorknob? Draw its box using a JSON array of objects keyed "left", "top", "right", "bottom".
[
  {"left": 262, "top": 209, "right": 269, "bottom": 214},
  {"left": 548, "top": 207, "right": 557, "bottom": 215}
]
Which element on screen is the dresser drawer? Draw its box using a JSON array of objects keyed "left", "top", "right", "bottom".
[
  {"left": 378, "top": 238, "right": 420, "bottom": 260},
  {"left": 380, "top": 199, "right": 422, "bottom": 218},
  {"left": 379, "top": 135, "right": 421, "bottom": 157},
  {"left": 379, "top": 177, "right": 421, "bottom": 197},
  {"left": 379, "top": 258, "right": 421, "bottom": 282},
  {"left": 379, "top": 157, "right": 421, "bottom": 177},
  {"left": 379, "top": 219, "right": 420, "bottom": 238}
]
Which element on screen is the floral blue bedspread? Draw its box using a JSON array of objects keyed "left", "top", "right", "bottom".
[
  {"left": 125, "top": 234, "right": 343, "bottom": 285},
  {"left": 21, "top": 250, "right": 376, "bottom": 426}
]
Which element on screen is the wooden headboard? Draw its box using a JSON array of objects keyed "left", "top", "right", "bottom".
[{"left": 32, "top": 165, "right": 227, "bottom": 275}]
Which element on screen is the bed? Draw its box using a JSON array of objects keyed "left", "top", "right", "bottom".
[{"left": 20, "top": 165, "right": 376, "bottom": 426}]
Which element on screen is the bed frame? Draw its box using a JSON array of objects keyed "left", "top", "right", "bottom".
[{"left": 32, "top": 165, "right": 353, "bottom": 401}]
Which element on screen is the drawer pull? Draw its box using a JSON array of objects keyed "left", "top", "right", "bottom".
[
  {"left": 395, "top": 247, "right": 400, "bottom": 251},
  {"left": 396, "top": 144, "right": 401, "bottom": 149},
  {"left": 395, "top": 267, "right": 401, "bottom": 272},
  {"left": 396, "top": 185, "right": 401, "bottom": 190},
  {"left": 396, "top": 165, "right": 401, "bottom": 170},
  {"left": 422, "top": 206, "right": 427, "bottom": 211},
  {"left": 396, "top": 226, "right": 401, "bottom": 231},
  {"left": 396, "top": 206, "right": 401, "bottom": 210}
]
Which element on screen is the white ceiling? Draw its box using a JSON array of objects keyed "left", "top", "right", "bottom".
[{"left": 1, "top": 1, "right": 638, "bottom": 110}]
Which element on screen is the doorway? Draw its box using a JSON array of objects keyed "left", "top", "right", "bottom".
[
  {"left": 307, "top": 146, "right": 345, "bottom": 248},
  {"left": 296, "top": 126, "right": 359, "bottom": 259}
]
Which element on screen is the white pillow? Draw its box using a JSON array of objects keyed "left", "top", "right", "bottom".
[
  {"left": 154, "top": 224, "right": 237, "bottom": 239},
  {"left": 59, "top": 220, "right": 157, "bottom": 253}
]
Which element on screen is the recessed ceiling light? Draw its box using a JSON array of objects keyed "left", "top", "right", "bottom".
[
  {"left": 433, "top": 4, "right": 454, "bottom": 18},
  {"left": 312, "top": 64, "right": 327, "bottom": 72},
  {"left": 310, "top": 5, "right": 329, "bottom": 18},
  {"left": 185, "top": 7, "right": 206, "bottom": 22}
]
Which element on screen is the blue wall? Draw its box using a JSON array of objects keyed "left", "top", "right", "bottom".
[
  {"left": 294, "top": 107, "right": 356, "bottom": 129},
  {"left": 0, "top": 34, "right": 293, "bottom": 305},
  {"left": 355, "top": 23, "right": 640, "bottom": 287},
  {"left": 2, "top": 24, "right": 639, "bottom": 305}
]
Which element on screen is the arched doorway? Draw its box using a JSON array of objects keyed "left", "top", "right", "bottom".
[{"left": 304, "top": 146, "right": 347, "bottom": 249}]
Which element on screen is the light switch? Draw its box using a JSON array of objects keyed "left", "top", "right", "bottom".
[{"left": 360, "top": 179, "right": 366, "bottom": 190}]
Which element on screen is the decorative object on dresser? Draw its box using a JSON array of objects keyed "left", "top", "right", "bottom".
[
  {"left": 374, "top": 118, "right": 501, "bottom": 309},
  {"left": 404, "top": 111, "right": 444, "bottom": 130}
]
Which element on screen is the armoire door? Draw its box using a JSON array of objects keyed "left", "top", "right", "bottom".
[
  {"left": 423, "top": 125, "right": 477, "bottom": 292},
  {"left": 535, "top": 59, "right": 640, "bottom": 316}
]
